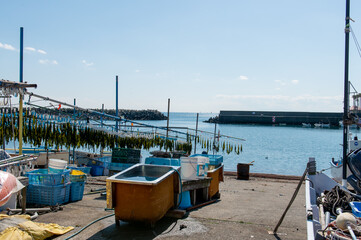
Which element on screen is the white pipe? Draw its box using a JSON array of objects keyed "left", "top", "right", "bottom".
[{"left": 347, "top": 224, "right": 357, "bottom": 240}]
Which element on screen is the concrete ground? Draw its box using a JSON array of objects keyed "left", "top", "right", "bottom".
[{"left": 31, "top": 174, "right": 306, "bottom": 240}]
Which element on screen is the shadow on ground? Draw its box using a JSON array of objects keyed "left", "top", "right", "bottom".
[{"left": 87, "top": 217, "right": 180, "bottom": 240}]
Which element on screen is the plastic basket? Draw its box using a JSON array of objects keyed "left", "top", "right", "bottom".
[
  {"left": 90, "top": 165, "right": 104, "bottom": 176},
  {"left": 48, "top": 167, "right": 65, "bottom": 173},
  {"left": 26, "top": 169, "right": 70, "bottom": 185},
  {"left": 190, "top": 154, "right": 223, "bottom": 166},
  {"left": 98, "top": 156, "right": 112, "bottom": 163},
  {"left": 27, "top": 183, "right": 70, "bottom": 206},
  {"left": 70, "top": 182, "right": 85, "bottom": 202},
  {"left": 68, "top": 166, "right": 91, "bottom": 175},
  {"left": 350, "top": 202, "right": 361, "bottom": 217},
  {"left": 70, "top": 173, "right": 87, "bottom": 182},
  {"left": 145, "top": 157, "right": 181, "bottom": 166}
]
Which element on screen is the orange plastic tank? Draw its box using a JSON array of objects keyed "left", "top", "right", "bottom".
[
  {"left": 106, "top": 164, "right": 180, "bottom": 226},
  {"left": 207, "top": 164, "right": 224, "bottom": 199}
]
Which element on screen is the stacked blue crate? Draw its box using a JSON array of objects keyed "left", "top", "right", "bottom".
[
  {"left": 26, "top": 169, "right": 71, "bottom": 206},
  {"left": 69, "top": 170, "right": 86, "bottom": 202},
  {"left": 144, "top": 157, "right": 181, "bottom": 166},
  {"left": 68, "top": 166, "right": 91, "bottom": 175},
  {"left": 189, "top": 154, "right": 223, "bottom": 167}
]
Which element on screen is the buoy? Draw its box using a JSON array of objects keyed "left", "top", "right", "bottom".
[{"left": 336, "top": 212, "right": 357, "bottom": 230}]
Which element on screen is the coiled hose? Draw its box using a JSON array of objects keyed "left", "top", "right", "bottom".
[{"left": 173, "top": 168, "right": 183, "bottom": 208}]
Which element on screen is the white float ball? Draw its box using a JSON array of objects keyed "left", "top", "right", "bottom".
[{"left": 336, "top": 212, "right": 357, "bottom": 230}]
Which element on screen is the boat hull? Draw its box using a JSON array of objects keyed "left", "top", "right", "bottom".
[
  {"left": 330, "top": 160, "right": 352, "bottom": 182},
  {"left": 305, "top": 173, "right": 338, "bottom": 240}
]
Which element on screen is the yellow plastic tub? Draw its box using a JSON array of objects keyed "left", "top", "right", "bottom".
[
  {"left": 207, "top": 164, "right": 224, "bottom": 199},
  {"left": 106, "top": 164, "right": 180, "bottom": 226}
]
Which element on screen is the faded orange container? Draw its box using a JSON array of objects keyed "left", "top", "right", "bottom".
[
  {"left": 207, "top": 164, "right": 224, "bottom": 199},
  {"left": 106, "top": 164, "right": 180, "bottom": 226}
]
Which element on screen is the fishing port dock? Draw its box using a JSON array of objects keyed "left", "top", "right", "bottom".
[{"left": 32, "top": 173, "right": 306, "bottom": 240}]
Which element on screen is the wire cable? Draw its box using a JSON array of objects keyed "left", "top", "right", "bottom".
[{"left": 351, "top": 26, "right": 361, "bottom": 58}]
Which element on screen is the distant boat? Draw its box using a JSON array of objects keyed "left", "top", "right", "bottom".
[
  {"left": 302, "top": 123, "right": 311, "bottom": 128},
  {"left": 339, "top": 120, "right": 360, "bottom": 129},
  {"left": 314, "top": 123, "right": 330, "bottom": 128}
]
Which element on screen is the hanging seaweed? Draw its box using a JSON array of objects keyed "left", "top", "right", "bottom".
[{"left": 0, "top": 109, "right": 225, "bottom": 155}]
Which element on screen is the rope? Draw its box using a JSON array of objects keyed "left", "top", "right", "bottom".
[
  {"left": 319, "top": 165, "right": 333, "bottom": 173},
  {"left": 272, "top": 164, "right": 308, "bottom": 234},
  {"left": 320, "top": 185, "right": 356, "bottom": 215}
]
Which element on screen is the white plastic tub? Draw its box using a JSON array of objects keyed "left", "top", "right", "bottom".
[
  {"left": 180, "top": 157, "right": 198, "bottom": 180},
  {"left": 49, "top": 159, "right": 67, "bottom": 169}
]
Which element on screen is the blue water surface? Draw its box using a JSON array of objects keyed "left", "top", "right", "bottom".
[{"left": 136, "top": 112, "right": 350, "bottom": 177}]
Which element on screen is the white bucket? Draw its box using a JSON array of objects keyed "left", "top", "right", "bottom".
[
  {"left": 49, "top": 159, "right": 67, "bottom": 170},
  {"left": 180, "top": 157, "right": 198, "bottom": 180}
]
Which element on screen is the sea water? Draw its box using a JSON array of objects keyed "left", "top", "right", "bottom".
[{"left": 136, "top": 112, "right": 349, "bottom": 177}]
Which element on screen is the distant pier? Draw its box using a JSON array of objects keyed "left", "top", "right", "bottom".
[{"left": 219, "top": 110, "right": 343, "bottom": 126}]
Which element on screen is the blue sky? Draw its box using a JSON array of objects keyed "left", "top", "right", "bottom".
[{"left": 1, "top": 0, "right": 361, "bottom": 113}]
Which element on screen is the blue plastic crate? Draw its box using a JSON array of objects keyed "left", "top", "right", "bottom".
[
  {"left": 26, "top": 169, "right": 70, "bottom": 185},
  {"left": 70, "top": 182, "right": 85, "bottom": 202},
  {"left": 27, "top": 183, "right": 70, "bottom": 206},
  {"left": 90, "top": 165, "right": 104, "bottom": 176},
  {"left": 48, "top": 167, "right": 66, "bottom": 173},
  {"left": 98, "top": 156, "right": 112, "bottom": 163},
  {"left": 68, "top": 166, "right": 91, "bottom": 175},
  {"left": 145, "top": 157, "right": 181, "bottom": 166},
  {"left": 350, "top": 202, "right": 361, "bottom": 217},
  {"left": 190, "top": 154, "right": 223, "bottom": 166},
  {"left": 69, "top": 172, "right": 87, "bottom": 182}
]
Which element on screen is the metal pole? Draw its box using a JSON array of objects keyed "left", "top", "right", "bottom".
[
  {"left": 115, "top": 76, "right": 119, "bottom": 133},
  {"left": 342, "top": 0, "right": 351, "bottom": 187},
  {"left": 100, "top": 104, "right": 104, "bottom": 157},
  {"left": 166, "top": 98, "right": 170, "bottom": 140},
  {"left": 20, "top": 27, "right": 23, "bottom": 83},
  {"left": 73, "top": 98, "right": 76, "bottom": 164},
  {"left": 19, "top": 27, "right": 24, "bottom": 155},
  {"left": 194, "top": 113, "right": 199, "bottom": 154},
  {"left": 101, "top": 104, "right": 104, "bottom": 127},
  {"left": 213, "top": 122, "right": 217, "bottom": 155}
]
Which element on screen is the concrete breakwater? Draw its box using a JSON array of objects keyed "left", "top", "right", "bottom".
[
  {"left": 15, "top": 107, "right": 167, "bottom": 121},
  {"left": 218, "top": 110, "right": 343, "bottom": 126}
]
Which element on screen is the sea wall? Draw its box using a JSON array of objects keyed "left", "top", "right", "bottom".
[
  {"left": 8, "top": 107, "right": 167, "bottom": 121},
  {"left": 219, "top": 110, "right": 343, "bottom": 126}
]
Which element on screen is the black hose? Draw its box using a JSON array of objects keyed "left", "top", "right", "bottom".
[{"left": 64, "top": 213, "right": 115, "bottom": 240}]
